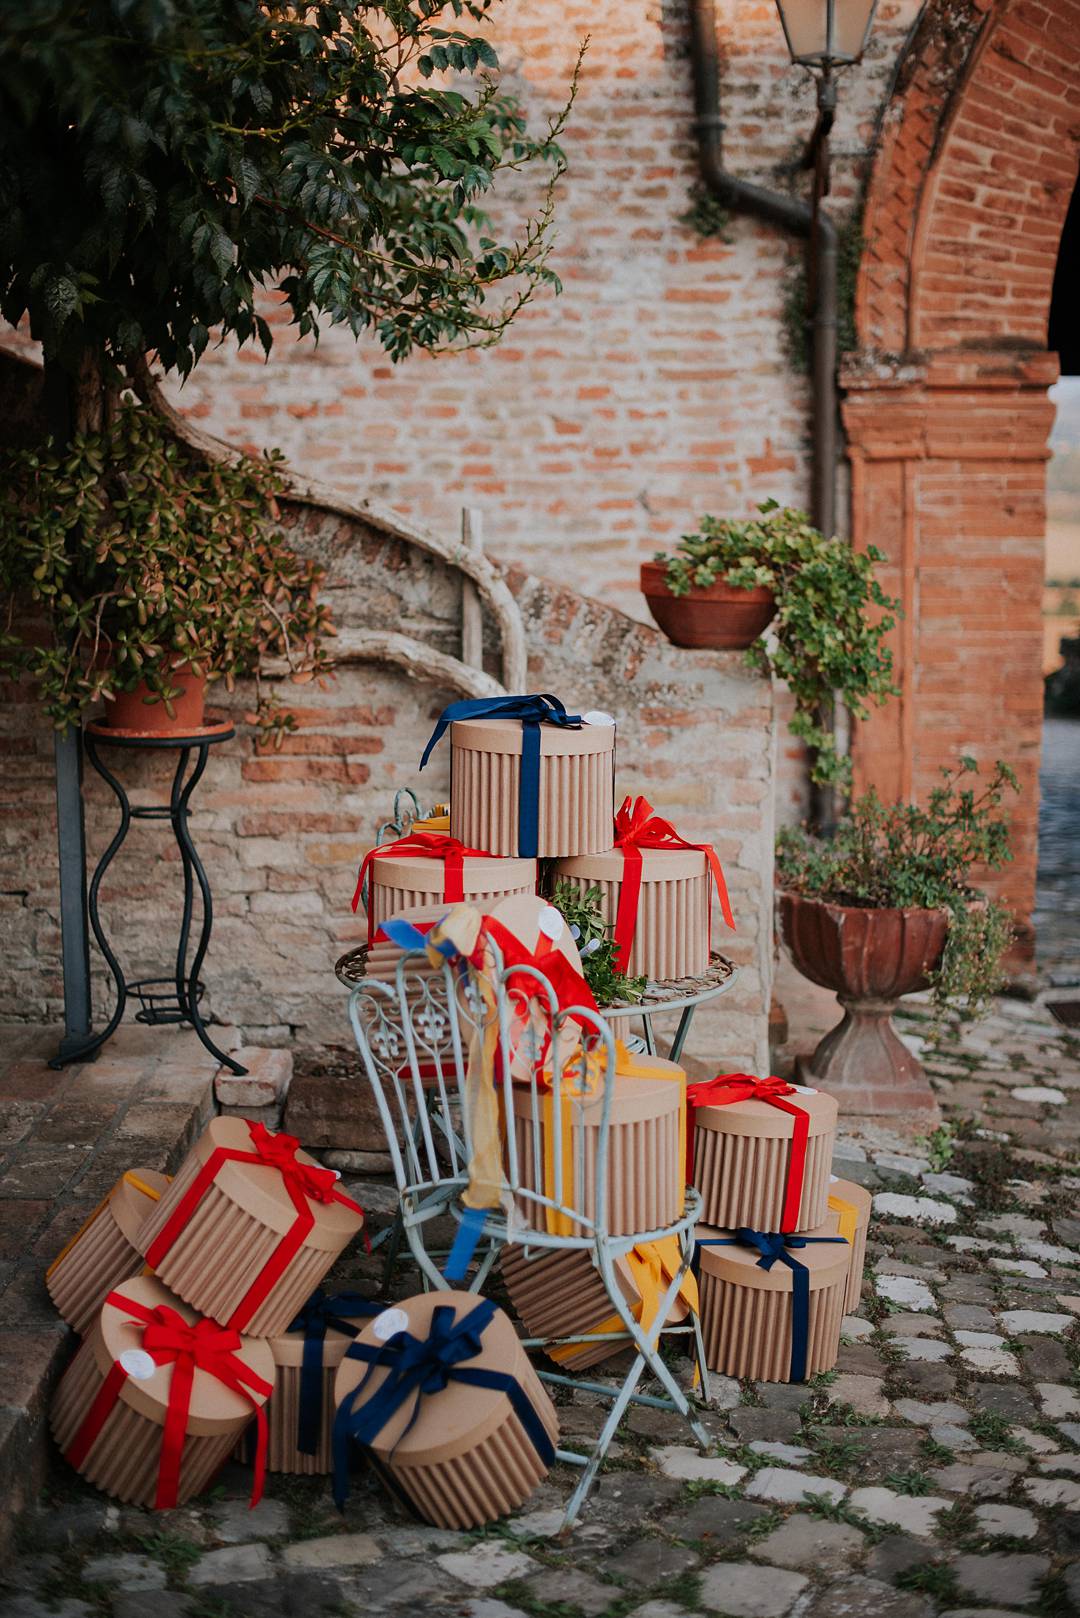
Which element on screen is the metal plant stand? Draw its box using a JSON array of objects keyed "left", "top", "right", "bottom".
[{"left": 50, "top": 717, "right": 246, "bottom": 1074}]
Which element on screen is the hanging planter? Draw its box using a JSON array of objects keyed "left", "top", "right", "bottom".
[
  {"left": 643, "top": 502, "right": 899, "bottom": 787},
  {"left": 639, "top": 560, "right": 776, "bottom": 650}
]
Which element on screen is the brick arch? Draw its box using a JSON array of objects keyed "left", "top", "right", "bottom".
[{"left": 842, "top": 0, "right": 1080, "bottom": 958}]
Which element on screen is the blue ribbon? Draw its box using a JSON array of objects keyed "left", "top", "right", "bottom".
[
  {"left": 331, "top": 1297, "right": 555, "bottom": 1507},
  {"left": 287, "top": 1289, "right": 382, "bottom": 1455},
  {"left": 418, "top": 695, "right": 584, "bottom": 859},
  {"left": 697, "top": 1229, "right": 848, "bottom": 1383}
]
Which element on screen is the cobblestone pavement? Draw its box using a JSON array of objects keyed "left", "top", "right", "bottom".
[{"left": 4, "top": 991, "right": 1080, "bottom": 1618}]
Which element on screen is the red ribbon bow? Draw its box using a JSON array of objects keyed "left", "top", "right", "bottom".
[
  {"left": 612, "top": 795, "right": 735, "bottom": 973},
  {"left": 144, "top": 1122, "right": 366, "bottom": 1330},
  {"left": 66, "top": 1292, "right": 273, "bottom": 1510},
  {"left": 351, "top": 832, "right": 497, "bottom": 942},
  {"left": 685, "top": 1073, "right": 808, "bottom": 1233}
]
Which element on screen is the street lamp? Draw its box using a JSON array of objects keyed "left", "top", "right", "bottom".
[{"left": 773, "top": 0, "right": 879, "bottom": 72}]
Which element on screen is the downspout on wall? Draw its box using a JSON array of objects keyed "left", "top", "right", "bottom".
[{"left": 688, "top": 0, "right": 840, "bottom": 821}]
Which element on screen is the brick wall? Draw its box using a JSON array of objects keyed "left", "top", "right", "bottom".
[
  {"left": 163, "top": 0, "right": 921, "bottom": 623},
  {"left": 0, "top": 471, "right": 776, "bottom": 1073},
  {"left": 847, "top": 0, "right": 1080, "bottom": 948}
]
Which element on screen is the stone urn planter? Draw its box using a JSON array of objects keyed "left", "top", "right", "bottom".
[
  {"left": 639, "top": 561, "right": 776, "bottom": 650},
  {"left": 778, "top": 890, "right": 949, "bottom": 1120}
]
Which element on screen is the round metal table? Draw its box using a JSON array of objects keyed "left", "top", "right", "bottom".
[
  {"left": 335, "top": 942, "right": 737, "bottom": 1064},
  {"left": 51, "top": 715, "right": 246, "bottom": 1073}
]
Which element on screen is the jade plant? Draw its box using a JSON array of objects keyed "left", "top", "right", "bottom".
[
  {"left": 654, "top": 500, "right": 899, "bottom": 787},
  {"left": 0, "top": 403, "right": 333, "bottom": 740},
  {"left": 775, "top": 757, "right": 1019, "bottom": 1025}
]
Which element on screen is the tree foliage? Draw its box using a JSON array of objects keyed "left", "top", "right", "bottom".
[{"left": 0, "top": 0, "right": 577, "bottom": 375}]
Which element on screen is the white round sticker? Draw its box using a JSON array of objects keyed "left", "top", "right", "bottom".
[
  {"left": 538, "top": 905, "right": 564, "bottom": 941},
  {"left": 119, "top": 1349, "right": 156, "bottom": 1381},
  {"left": 373, "top": 1307, "right": 409, "bottom": 1342},
  {"left": 582, "top": 710, "right": 616, "bottom": 727}
]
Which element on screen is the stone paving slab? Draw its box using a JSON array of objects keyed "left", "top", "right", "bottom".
[{"left": 2, "top": 991, "right": 1079, "bottom": 1617}]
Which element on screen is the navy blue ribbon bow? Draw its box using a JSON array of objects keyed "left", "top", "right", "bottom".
[
  {"left": 331, "top": 1297, "right": 555, "bottom": 1507},
  {"left": 697, "top": 1229, "right": 848, "bottom": 1383},
  {"left": 288, "top": 1289, "right": 381, "bottom": 1456},
  {"left": 418, "top": 695, "right": 584, "bottom": 859}
]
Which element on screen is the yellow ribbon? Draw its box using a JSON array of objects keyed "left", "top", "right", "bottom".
[
  {"left": 411, "top": 810, "right": 451, "bottom": 833},
  {"left": 123, "top": 1171, "right": 166, "bottom": 1201},
  {"left": 45, "top": 1170, "right": 168, "bottom": 1279},
  {"left": 549, "top": 1236, "right": 698, "bottom": 1362},
  {"left": 540, "top": 1041, "right": 687, "bottom": 1236},
  {"left": 828, "top": 1192, "right": 859, "bottom": 1245}
]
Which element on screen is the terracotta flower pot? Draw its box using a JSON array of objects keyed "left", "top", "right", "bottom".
[
  {"left": 640, "top": 561, "right": 777, "bottom": 650},
  {"left": 103, "top": 664, "right": 207, "bottom": 734},
  {"left": 778, "top": 890, "right": 949, "bottom": 1121}
]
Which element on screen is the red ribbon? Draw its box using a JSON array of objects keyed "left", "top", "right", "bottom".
[
  {"left": 611, "top": 796, "right": 735, "bottom": 973},
  {"left": 685, "top": 1073, "right": 809, "bottom": 1233},
  {"left": 144, "top": 1122, "right": 366, "bottom": 1330},
  {"left": 351, "top": 832, "right": 497, "bottom": 942},
  {"left": 66, "top": 1291, "right": 273, "bottom": 1510}
]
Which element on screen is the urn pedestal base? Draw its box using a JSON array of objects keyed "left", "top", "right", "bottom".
[{"left": 796, "top": 995, "right": 940, "bottom": 1125}]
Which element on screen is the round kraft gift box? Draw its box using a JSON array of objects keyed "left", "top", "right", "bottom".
[
  {"left": 250, "top": 1304, "right": 376, "bottom": 1475},
  {"left": 136, "top": 1117, "right": 365, "bottom": 1337},
  {"left": 820, "top": 1176, "right": 872, "bottom": 1314},
  {"left": 450, "top": 715, "right": 615, "bottom": 858},
  {"left": 50, "top": 1275, "right": 274, "bottom": 1508},
  {"left": 500, "top": 1243, "right": 689, "bottom": 1371},
  {"left": 695, "top": 1225, "right": 848, "bottom": 1382},
  {"left": 509, "top": 1055, "right": 685, "bottom": 1238},
  {"left": 333, "top": 1291, "right": 559, "bottom": 1528},
  {"left": 691, "top": 1084, "right": 837, "bottom": 1232},
  {"left": 46, "top": 1168, "right": 170, "bottom": 1336},
  {"left": 367, "top": 850, "right": 536, "bottom": 936},
  {"left": 553, "top": 846, "right": 710, "bottom": 980}
]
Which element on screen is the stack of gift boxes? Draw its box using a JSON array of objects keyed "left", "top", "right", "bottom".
[
  {"left": 45, "top": 691, "right": 870, "bottom": 1529},
  {"left": 45, "top": 1115, "right": 562, "bottom": 1526}
]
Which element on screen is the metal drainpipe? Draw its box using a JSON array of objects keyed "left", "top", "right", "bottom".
[{"left": 689, "top": 0, "right": 840, "bottom": 823}]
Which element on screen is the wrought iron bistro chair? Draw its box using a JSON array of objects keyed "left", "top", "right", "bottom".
[{"left": 347, "top": 932, "right": 712, "bottom": 1529}]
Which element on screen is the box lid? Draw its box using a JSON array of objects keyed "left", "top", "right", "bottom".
[
  {"left": 695, "top": 1224, "right": 849, "bottom": 1293},
  {"left": 370, "top": 852, "right": 536, "bottom": 891},
  {"left": 451, "top": 716, "right": 615, "bottom": 757},
  {"left": 182, "top": 1117, "right": 364, "bottom": 1252},
  {"left": 92, "top": 1274, "right": 275, "bottom": 1435},
  {"left": 555, "top": 846, "right": 706, "bottom": 884},
  {"left": 333, "top": 1291, "right": 556, "bottom": 1468},
  {"left": 692, "top": 1084, "right": 837, "bottom": 1142},
  {"left": 109, "top": 1168, "right": 171, "bottom": 1247}
]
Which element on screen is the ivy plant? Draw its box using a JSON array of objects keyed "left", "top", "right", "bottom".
[
  {"left": 0, "top": 0, "right": 578, "bottom": 381},
  {"left": 0, "top": 403, "right": 332, "bottom": 740},
  {"left": 775, "top": 757, "right": 1019, "bottom": 1025},
  {"left": 655, "top": 500, "right": 900, "bottom": 788}
]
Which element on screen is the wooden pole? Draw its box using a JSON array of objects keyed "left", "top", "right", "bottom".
[{"left": 461, "top": 508, "right": 484, "bottom": 671}]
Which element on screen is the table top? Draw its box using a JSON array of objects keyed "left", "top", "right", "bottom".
[
  {"left": 85, "top": 712, "right": 235, "bottom": 747},
  {"left": 334, "top": 941, "right": 737, "bottom": 1014},
  {"left": 598, "top": 952, "right": 738, "bottom": 1018}
]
